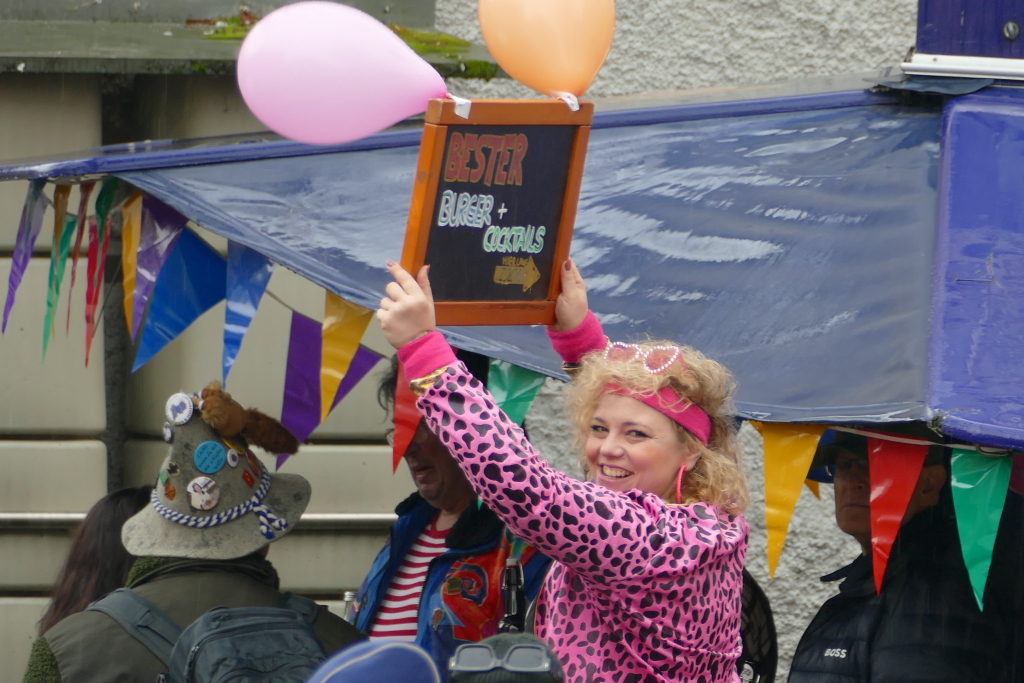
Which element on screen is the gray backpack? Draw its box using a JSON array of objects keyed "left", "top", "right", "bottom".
[{"left": 86, "top": 587, "right": 326, "bottom": 682}]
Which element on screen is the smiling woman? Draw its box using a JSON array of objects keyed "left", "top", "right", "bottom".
[{"left": 377, "top": 258, "right": 750, "bottom": 683}]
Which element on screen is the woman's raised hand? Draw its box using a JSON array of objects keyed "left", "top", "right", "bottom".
[
  {"left": 549, "top": 259, "right": 589, "bottom": 332},
  {"left": 377, "top": 261, "right": 436, "bottom": 349}
]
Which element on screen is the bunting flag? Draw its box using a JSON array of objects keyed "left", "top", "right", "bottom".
[
  {"left": 84, "top": 179, "right": 122, "bottom": 362},
  {"left": 950, "top": 448, "right": 1012, "bottom": 611},
  {"left": 64, "top": 181, "right": 96, "bottom": 333},
  {"left": 132, "top": 229, "right": 226, "bottom": 372},
  {"left": 43, "top": 186, "right": 75, "bottom": 360},
  {"left": 320, "top": 293, "right": 373, "bottom": 423},
  {"left": 1010, "top": 452, "right": 1024, "bottom": 496},
  {"left": 120, "top": 191, "right": 143, "bottom": 337},
  {"left": 131, "top": 195, "right": 187, "bottom": 341},
  {"left": 278, "top": 309, "right": 382, "bottom": 469},
  {"left": 487, "top": 359, "right": 546, "bottom": 426},
  {"left": 393, "top": 359, "right": 420, "bottom": 472},
  {"left": 280, "top": 312, "right": 322, "bottom": 459},
  {"left": 805, "top": 479, "right": 821, "bottom": 499},
  {"left": 3, "top": 179, "right": 48, "bottom": 333},
  {"left": 223, "top": 243, "right": 275, "bottom": 386},
  {"left": 867, "top": 434, "right": 927, "bottom": 594},
  {"left": 83, "top": 218, "right": 102, "bottom": 366},
  {"left": 92, "top": 177, "right": 121, "bottom": 233},
  {"left": 751, "top": 422, "right": 826, "bottom": 578}
]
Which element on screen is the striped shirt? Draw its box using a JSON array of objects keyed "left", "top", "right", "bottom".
[{"left": 368, "top": 516, "right": 449, "bottom": 641}]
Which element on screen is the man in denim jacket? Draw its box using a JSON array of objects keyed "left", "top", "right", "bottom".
[{"left": 354, "top": 353, "right": 550, "bottom": 679}]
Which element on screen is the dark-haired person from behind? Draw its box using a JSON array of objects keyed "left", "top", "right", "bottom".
[{"left": 37, "top": 486, "right": 153, "bottom": 636}]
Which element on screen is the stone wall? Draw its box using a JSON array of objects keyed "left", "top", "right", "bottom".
[{"left": 438, "top": 0, "right": 918, "bottom": 99}]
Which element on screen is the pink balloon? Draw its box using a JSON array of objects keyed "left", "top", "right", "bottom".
[{"left": 237, "top": 1, "right": 448, "bottom": 145}]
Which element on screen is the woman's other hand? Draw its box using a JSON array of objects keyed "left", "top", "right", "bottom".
[
  {"left": 377, "top": 261, "right": 436, "bottom": 349},
  {"left": 549, "top": 259, "right": 588, "bottom": 332}
]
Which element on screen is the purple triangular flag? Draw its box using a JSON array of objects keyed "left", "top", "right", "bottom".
[
  {"left": 3, "top": 179, "right": 48, "bottom": 333},
  {"left": 277, "top": 310, "right": 381, "bottom": 469},
  {"left": 280, "top": 311, "right": 322, "bottom": 451},
  {"left": 131, "top": 196, "right": 186, "bottom": 341},
  {"left": 223, "top": 242, "right": 275, "bottom": 386}
]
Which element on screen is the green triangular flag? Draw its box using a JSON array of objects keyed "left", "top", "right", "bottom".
[
  {"left": 43, "top": 214, "right": 77, "bottom": 359},
  {"left": 950, "top": 448, "right": 1012, "bottom": 611},
  {"left": 487, "top": 359, "right": 546, "bottom": 426},
  {"left": 92, "top": 178, "right": 121, "bottom": 277}
]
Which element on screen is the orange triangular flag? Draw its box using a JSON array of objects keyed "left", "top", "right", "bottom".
[
  {"left": 393, "top": 360, "right": 420, "bottom": 472},
  {"left": 867, "top": 434, "right": 927, "bottom": 594},
  {"left": 805, "top": 479, "right": 821, "bottom": 499},
  {"left": 752, "top": 422, "right": 826, "bottom": 578},
  {"left": 120, "top": 192, "right": 143, "bottom": 335},
  {"left": 320, "top": 293, "right": 372, "bottom": 423}
]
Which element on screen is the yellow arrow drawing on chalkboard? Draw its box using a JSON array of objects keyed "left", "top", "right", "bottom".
[{"left": 493, "top": 256, "right": 541, "bottom": 292}]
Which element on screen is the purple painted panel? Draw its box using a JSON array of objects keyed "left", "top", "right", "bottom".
[
  {"left": 918, "top": 0, "right": 1024, "bottom": 58},
  {"left": 929, "top": 87, "right": 1024, "bottom": 449}
]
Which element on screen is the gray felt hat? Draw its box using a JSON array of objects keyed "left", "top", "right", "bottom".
[{"left": 122, "top": 392, "right": 310, "bottom": 560}]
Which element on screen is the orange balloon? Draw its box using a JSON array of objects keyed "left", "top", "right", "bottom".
[{"left": 478, "top": 0, "right": 615, "bottom": 97}]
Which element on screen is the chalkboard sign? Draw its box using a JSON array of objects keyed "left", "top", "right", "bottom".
[{"left": 401, "top": 99, "right": 593, "bottom": 326}]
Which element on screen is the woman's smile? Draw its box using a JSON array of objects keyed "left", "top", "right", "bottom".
[{"left": 585, "top": 393, "right": 699, "bottom": 497}]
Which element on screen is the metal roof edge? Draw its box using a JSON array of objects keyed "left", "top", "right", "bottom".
[{"left": 0, "top": 77, "right": 902, "bottom": 181}]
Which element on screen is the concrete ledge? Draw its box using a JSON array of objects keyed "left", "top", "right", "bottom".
[
  {"left": 0, "top": 512, "right": 398, "bottom": 530},
  {"left": 0, "top": 0, "right": 433, "bottom": 27},
  {"left": 0, "top": 518, "right": 391, "bottom": 595},
  {"left": 0, "top": 20, "right": 499, "bottom": 78},
  {"left": 0, "top": 532, "right": 71, "bottom": 591},
  {"left": 268, "top": 529, "right": 387, "bottom": 594},
  {"left": 0, "top": 441, "right": 107, "bottom": 512}
]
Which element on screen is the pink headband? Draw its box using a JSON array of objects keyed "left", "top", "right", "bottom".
[{"left": 605, "top": 383, "right": 712, "bottom": 445}]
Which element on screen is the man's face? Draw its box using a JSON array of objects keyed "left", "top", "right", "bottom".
[
  {"left": 833, "top": 448, "right": 871, "bottom": 551},
  {"left": 402, "top": 420, "right": 474, "bottom": 513}
]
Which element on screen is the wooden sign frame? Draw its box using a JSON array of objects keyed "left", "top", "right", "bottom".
[{"left": 400, "top": 99, "right": 593, "bottom": 326}]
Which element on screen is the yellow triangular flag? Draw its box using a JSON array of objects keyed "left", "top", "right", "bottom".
[
  {"left": 320, "top": 293, "right": 373, "bottom": 423},
  {"left": 751, "top": 422, "right": 826, "bottom": 578},
  {"left": 805, "top": 479, "right": 821, "bottom": 499},
  {"left": 120, "top": 192, "right": 143, "bottom": 336}
]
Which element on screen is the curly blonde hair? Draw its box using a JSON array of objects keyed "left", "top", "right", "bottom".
[{"left": 567, "top": 341, "right": 747, "bottom": 514}]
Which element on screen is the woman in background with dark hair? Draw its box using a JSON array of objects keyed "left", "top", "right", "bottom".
[{"left": 37, "top": 486, "right": 153, "bottom": 635}]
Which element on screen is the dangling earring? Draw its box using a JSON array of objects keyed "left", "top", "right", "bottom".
[{"left": 675, "top": 465, "right": 687, "bottom": 504}]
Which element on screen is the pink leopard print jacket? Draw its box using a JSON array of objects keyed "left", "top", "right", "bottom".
[{"left": 399, "top": 332, "right": 748, "bottom": 683}]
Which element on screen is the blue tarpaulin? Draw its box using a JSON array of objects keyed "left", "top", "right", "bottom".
[
  {"left": 111, "top": 93, "right": 942, "bottom": 425},
  {"left": 3, "top": 87, "right": 1022, "bottom": 447}
]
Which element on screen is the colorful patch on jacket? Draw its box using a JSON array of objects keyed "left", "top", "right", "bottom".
[{"left": 441, "top": 535, "right": 536, "bottom": 642}]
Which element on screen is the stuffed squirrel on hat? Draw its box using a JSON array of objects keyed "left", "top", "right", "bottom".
[{"left": 197, "top": 381, "right": 300, "bottom": 456}]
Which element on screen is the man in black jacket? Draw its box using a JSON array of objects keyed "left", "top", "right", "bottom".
[{"left": 788, "top": 430, "right": 1018, "bottom": 683}]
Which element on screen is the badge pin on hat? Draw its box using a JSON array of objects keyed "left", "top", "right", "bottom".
[{"left": 166, "top": 393, "right": 194, "bottom": 425}]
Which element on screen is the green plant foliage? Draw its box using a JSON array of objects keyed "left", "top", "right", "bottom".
[{"left": 387, "top": 24, "right": 471, "bottom": 59}]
